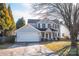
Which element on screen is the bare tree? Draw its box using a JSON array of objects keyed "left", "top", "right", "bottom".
[
  {"left": 32, "top": 3, "right": 79, "bottom": 55},
  {"left": 32, "top": 3, "right": 61, "bottom": 19},
  {"left": 52, "top": 3, "right": 79, "bottom": 46}
]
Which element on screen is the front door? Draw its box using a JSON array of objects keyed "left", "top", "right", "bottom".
[
  {"left": 46, "top": 33, "right": 48, "bottom": 41},
  {"left": 49, "top": 33, "right": 51, "bottom": 40}
]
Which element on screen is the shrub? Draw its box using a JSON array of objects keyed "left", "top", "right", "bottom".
[
  {"left": 60, "top": 36, "right": 70, "bottom": 41},
  {"left": 0, "top": 36, "right": 6, "bottom": 44},
  {"left": 64, "top": 36, "right": 70, "bottom": 41},
  {"left": 6, "top": 35, "right": 16, "bottom": 43}
]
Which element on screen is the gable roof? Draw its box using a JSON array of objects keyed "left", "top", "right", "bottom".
[
  {"left": 46, "top": 28, "right": 52, "bottom": 32},
  {"left": 16, "top": 24, "right": 40, "bottom": 33}
]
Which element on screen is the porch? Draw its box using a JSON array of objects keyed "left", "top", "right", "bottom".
[{"left": 41, "top": 31, "right": 58, "bottom": 41}]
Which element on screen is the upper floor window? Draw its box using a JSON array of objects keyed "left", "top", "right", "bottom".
[
  {"left": 42, "top": 23, "right": 45, "bottom": 28},
  {"left": 53, "top": 24, "right": 55, "bottom": 29},
  {"left": 38, "top": 23, "right": 40, "bottom": 28},
  {"left": 55, "top": 24, "right": 57, "bottom": 29},
  {"left": 48, "top": 24, "right": 51, "bottom": 28},
  {"left": 56, "top": 24, "right": 58, "bottom": 29}
]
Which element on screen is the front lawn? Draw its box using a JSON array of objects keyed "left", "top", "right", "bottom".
[
  {"left": 44, "top": 41, "right": 71, "bottom": 52},
  {"left": 44, "top": 41, "right": 79, "bottom": 56}
]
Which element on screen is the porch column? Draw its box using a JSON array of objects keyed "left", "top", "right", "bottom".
[
  {"left": 51, "top": 33, "right": 53, "bottom": 40},
  {"left": 44, "top": 32, "right": 46, "bottom": 40},
  {"left": 48, "top": 32, "right": 51, "bottom": 40}
]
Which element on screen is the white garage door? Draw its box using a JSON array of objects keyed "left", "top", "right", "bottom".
[{"left": 17, "top": 32, "right": 40, "bottom": 42}]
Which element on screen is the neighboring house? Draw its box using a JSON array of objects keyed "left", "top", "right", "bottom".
[{"left": 16, "top": 18, "right": 60, "bottom": 42}]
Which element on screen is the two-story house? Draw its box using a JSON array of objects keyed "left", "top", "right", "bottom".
[
  {"left": 16, "top": 18, "right": 60, "bottom": 42},
  {"left": 28, "top": 18, "right": 60, "bottom": 41}
]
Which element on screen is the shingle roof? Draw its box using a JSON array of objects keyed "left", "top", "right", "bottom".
[
  {"left": 38, "top": 28, "right": 47, "bottom": 31},
  {"left": 16, "top": 24, "right": 40, "bottom": 32},
  {"left": 51, "top": 28, "right": 57, "bottom": 31},
  {"left": 28, "top": 19, "right": 40, "bottom": 23},
  {"left": 52, "top": 19, "right": 59, "bottom": 24},
  {"left": 37, "top": 28, "right": 57, "bottom": 31}
]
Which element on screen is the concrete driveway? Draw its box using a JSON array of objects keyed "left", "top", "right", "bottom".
[{"left": 0, "top": 43, "right": 58, "bottom": 56}]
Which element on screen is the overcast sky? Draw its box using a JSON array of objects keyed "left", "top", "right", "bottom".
[{"left": 10, "top": 3, "right": 38, "bottom": 24}]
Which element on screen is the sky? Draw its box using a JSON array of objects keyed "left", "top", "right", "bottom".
[
  {"left": 10, "top": 3, "right": 38, "bottom": 24},
  {"left": 9, "top": 3, "right": 63, "bottom": 24}
]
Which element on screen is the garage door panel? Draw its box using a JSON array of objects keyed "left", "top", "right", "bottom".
[{"left": 17, "top": 32, "right": 40, "bottom": 42}]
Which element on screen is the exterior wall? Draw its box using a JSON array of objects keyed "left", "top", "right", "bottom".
[
  {"left": 60, "top": 24, "right": 70, "bottom": 38},
  {"left": 46, "top": 24, "right": 48, "bottom": 28},
  {"left": 77, "top": 34, "right": 79, "bottom": 40}
]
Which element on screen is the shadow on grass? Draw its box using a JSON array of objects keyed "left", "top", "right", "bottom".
[
  {"left": 55, "top": 45, "right": 70, "bottom": 56},
  {"left": 53, "top": 44, "right": 79, "bottom": 56}
]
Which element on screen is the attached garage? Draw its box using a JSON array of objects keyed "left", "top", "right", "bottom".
[{"left": 16, "top": 24, "right": 41, "bottom": 42}]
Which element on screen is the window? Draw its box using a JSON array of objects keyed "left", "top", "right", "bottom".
[
  {"left": 38, "top": 23, "right": 40, "bottom": 28},
  {"left": 55, "top": 24, "right": 58, "bottom": 29},
  {"left": 56, "top": 25, "right": 58, "bottom": 29},
  {"left": 55, "top": 24, "right": 57, "bottom": 29},
  {"left": 57, "top": 25, "right": 59, "bottom": 29},
  {"left": 48, "top": 24, "right": 51, "bottom": 28},
  {"left": 53, "top": 24, "right": 55, "bottom": 29},
  {"left": 42, "top": 23, "right": 45, "bottom": 28},
  {"left": 55, "top": 24, "right": 56, "bottom": 29}
]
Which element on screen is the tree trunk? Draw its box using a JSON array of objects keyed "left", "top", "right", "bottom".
[
  {"left": 71, "top": 35, "right": 77, "bottom": 47},
  {"left": 70, "top": 32, "right": 78, "bottom": 55}
]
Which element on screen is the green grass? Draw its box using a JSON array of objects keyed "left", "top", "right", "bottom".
[{"left": 0, "top": 44, "right": 12, "bottom": 49}]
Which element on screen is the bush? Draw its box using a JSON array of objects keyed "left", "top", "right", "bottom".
[
  {"left": 0, "top": 39, "right": 3, "bottom": 44},
  {"left": 0, "top": 36, "right": 6, "bottom": 44},
  {"left": 6, "top": 36, "right": 16, "bottom": 43},
  {"left": 64, "top": 36, "right": 70, "bottom": 41},
  {"left": 60, "top": 36, "right": 70, "bottom": 41}
]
